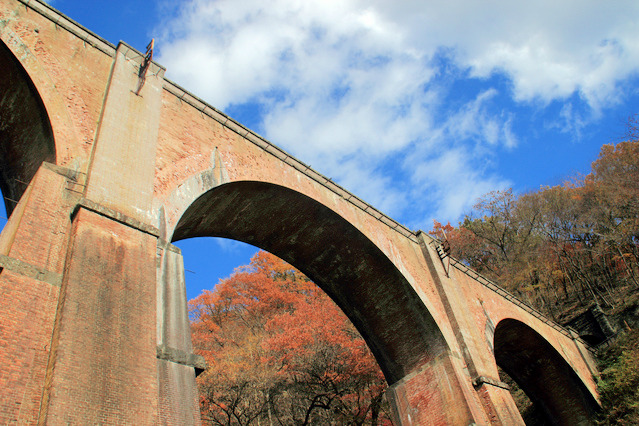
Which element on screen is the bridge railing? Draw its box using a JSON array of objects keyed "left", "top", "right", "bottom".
[{"left": 426, "top": 235, "right": 595, "bottom": 353}]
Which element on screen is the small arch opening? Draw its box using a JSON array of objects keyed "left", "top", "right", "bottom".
[{"left": 494, "top": 318, "right": 599, "bottom": 425}]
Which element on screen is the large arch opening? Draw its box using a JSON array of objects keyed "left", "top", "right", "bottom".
[
  {"left": 0, "top": 40, "right": 55, "bottom": 216},
  {"left": 494, "top": 318, "right": 599, "bottom": 425},
  {"left": 183, "top": 240, "right": 396, "bottom": 424},
  {"left": 172, "top": 180, "right": 448, "bottom": 385}
]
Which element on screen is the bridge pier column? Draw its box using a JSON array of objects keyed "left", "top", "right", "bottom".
[
  {"left": 36, "top": 39, "right": 167, "bottom": 424},
  {"left": 0, "top": 164, "right": 74, "bottom": 424},
  {"left": 473, "top": 378, "right": 526, "bottom": 424},
  {"left": 416, "top": 232, "right": 526, "bottom": 425},
  {"left": 40, "top": 206, "right": 160, "bottom": 424},
  {"left": 0, "top": 161, "right": 164, "bottom": 424},
  {"left": 157, "top": 242, "right": 204, "bottom": 425},
  {"left": 387, "top": 350, "right": 491, "bottom": 425}
]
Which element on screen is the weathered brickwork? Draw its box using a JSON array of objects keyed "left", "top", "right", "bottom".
[
  {"left": 42, "top": 208, "right": 159, "bottom": 424},
  {"left": 0, "top": 1, "right": 111, "bottom": 176},
  {"left": 475, "top": 382, "right": 523, "bottom": 425},
  {"left": 0, "top": 270, "right": 58, "bottom": 424},
  {"left": 157, "top": 359, "right": 201, "bottom": 426},
  {"left": 0, "top": 165, "right": 75, "bottom": 424},
  {"left": 2, "top": 165, "right": 76, "bottom": 273},
  {"left": 0, "top": 0, "right": 600, "bottom": 424},
  {"left": 388, "top": 352, "right": 491, "bottom": 425}
]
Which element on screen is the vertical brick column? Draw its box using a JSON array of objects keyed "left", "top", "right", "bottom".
[
  {"left": 416, "top": 232, "right": 525, "bottom": 424},
  {"left": 84, "top": 41, "right": 164, "bottom": 224},
  {"left": 387, "top": 350, "right": 490, "bottom": 425},
  {"left": 157, "top": 243, "right": 202, "bottom": 425},
  {"left": 41, "top": 208, "right": 159, "bottom": 424},
  {"left": 38, "top": 42, "right": 166, "bottom": 423},
  {"left": 0, "top": 164, "right": 75, "bottom": 424},
  {"left": 474, "top": 378, "right": 526, "bottom": 424}
]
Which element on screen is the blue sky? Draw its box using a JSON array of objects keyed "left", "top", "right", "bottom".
[{"left": 2, "top": 0, "right": 638, "bottom": 300}]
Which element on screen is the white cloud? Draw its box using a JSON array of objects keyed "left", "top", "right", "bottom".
[
  {"left": 155, "top": 0, "right": 639, "bottom": 226},
  {"left": 409, "top": 147, "right": 512, "bottom": 224},
  {"left": 441, "top": 89, "right": 518, "bottom": 149},
  {"left": 214, "top": 237, "right": 247, "bottom": 254},
  {"left": 372, "top": 0, "right": 639, "bottom": 107}
]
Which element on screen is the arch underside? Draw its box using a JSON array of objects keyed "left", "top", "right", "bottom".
[
  {"left": 0, "top": 41, "right": 55, "bottom": 215},
  {"left": 172, "top": 181, "right": 448, "bottom": 385},
  {"left": 494, "top": 319, "right": 599, "bottom": 425}
]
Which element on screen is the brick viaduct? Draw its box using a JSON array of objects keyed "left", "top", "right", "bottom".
[{"left": 0, "top": 0, "right": 600, "bottom": 424}]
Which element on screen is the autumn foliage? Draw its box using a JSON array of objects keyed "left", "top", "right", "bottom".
[
  {"left": 596, "top": 329, "right": 639, "bottom": 425},
  {"left": 189, "top": 251, "right": 391, "bottom": 425},
  {"left": 431, "top": 127, "right": 639, "bottom": 323}
]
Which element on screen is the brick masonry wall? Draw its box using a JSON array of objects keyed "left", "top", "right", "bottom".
[
  {"left": 388, "top": 352, "right": 489, "bottom": 425},
  {"left": 5, "top": 165, "right": 76, "bottom": 275},
  {"left": 43, "top": 208, "right": 158, "bottom": 424},
  {"left": 0, "top": 0, "right": 114, "bottom": 171},
  {"left": 157, "top": 359, "right": 200, "bottom": 426},
  {"left": 0, "top": 164, "right": 75, "bottom": 423},
  {"left": 475, "top": 383, "right": 524, "bottom": 425},
  {"left": 0, "top": 270, "right": 58, "bottom": 424}
]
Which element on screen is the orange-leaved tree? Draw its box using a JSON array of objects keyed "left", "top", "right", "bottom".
[{"left": 189, "top": 251, "right": 392, "bottom": 425}]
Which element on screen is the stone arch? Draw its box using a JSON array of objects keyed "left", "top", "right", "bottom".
[
  {"left": 493, "top": 318, "right": 599, "bottom": 425},
  {"left": 0, "top": 39, "right": 55, "bottom": 215},
  {"left": 169, "top": 180, "right": 449, "bottom": 384}
]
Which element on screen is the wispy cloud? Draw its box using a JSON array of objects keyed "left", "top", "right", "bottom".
[
  {"left": 214, "top": 237, "right": 248, "bottom": 254},
  {"left": 155, "top": 0, "right": 639, "bottom": 227}
]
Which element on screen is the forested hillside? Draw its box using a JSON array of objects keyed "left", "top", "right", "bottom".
[{"left": 431, "top": 135, "right": 639, "bottom": 327}]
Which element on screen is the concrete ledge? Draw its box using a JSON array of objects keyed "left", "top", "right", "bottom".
[
  {"left": 156, "top": 344, "right": 206, "bottom": 376},
  {"left": 157, "top": 240, "right": 182, "bottom": 254},
  {"left": 42, "top": 161, "right": 85, "bottom": 182},
  {"left": 0, "top": 254, "right": 62, "bottom": 287},
  {"left": 72, "top": 198, "right": 160, "bottom": 238}
]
